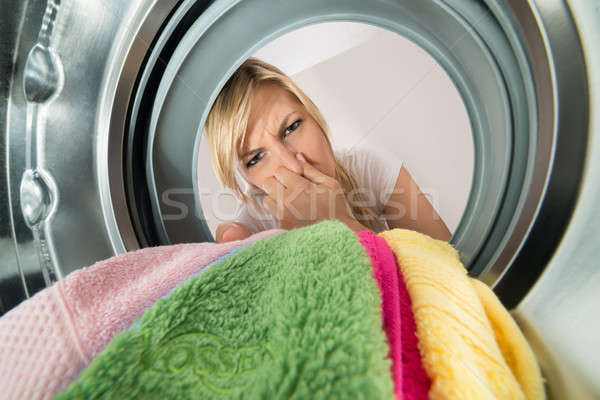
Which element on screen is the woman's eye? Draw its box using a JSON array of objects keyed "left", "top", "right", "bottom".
[
  {"left": 246, "top": 152, "right": 264, "bottom": 168},
  {"left": 284, "top": 119, "right": 302, "bottom": 136}
]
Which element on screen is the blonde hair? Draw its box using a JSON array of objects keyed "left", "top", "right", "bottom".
[{"left": 204, "top": 57, "right": 378, "bottom": 231}]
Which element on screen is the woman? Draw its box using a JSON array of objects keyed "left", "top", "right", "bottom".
[{"left": 204, "top": 57, "right": 451, "bottom": 243}]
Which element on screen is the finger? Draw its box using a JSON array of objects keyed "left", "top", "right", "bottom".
[
  {"left": 274, "top": 165, "right": 311, "bottom": 190},
  {"left": 296, "top": 153, "right": 335, "bottom": 186},
  {"left": 262, "top": 176, "right": 286, "bottom": 197},
  {"left": 262, "top": 195, "right": 275, "bottom": 216},
  {"left": 263, "top": 195, "right": 285, "bottom": 220}
]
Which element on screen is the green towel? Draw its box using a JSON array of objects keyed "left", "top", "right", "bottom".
[{"left": 57, "top": 220, "right": 394, "bottom": 399}]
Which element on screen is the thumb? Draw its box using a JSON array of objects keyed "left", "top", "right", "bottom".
[{"left": 296, "top": 152, "right": 330, "bottom": 185}]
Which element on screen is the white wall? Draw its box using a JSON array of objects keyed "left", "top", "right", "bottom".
[
  {"left": 197, "top": 22, "right": 473, "bottom": 236},
  {"left": 252, "top": 22, "right": 381, "bottom": 76}
]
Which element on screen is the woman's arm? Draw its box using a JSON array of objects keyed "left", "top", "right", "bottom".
[{"left": 383, "top": 166, "right": 452, "bottom": 241}]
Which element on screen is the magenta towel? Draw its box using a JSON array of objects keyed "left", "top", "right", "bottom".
[
  {"left": 357, "top": 230, "right": 404, "bottom": 399},
  {"left": 0, "top": 228, "right": 286, "bottom": 400}
]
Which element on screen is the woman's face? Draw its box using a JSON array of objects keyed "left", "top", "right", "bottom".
[{"left": 238, "top": 82, "right": 336, "bottom": 192}]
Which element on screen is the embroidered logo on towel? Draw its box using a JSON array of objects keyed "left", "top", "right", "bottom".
[{"left": 142, "top": 331, "right": 274, "bottom": 393}]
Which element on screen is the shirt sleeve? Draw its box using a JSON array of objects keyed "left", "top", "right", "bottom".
[{"left": 344, "top": 147, "right": 404, "bottom": 215}]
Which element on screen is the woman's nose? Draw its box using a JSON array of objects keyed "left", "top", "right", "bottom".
[{"left": 272, "top": 142, "right": 303, "bottom": 175}]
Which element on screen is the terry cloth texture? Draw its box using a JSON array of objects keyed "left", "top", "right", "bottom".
[
  {"left": 357, "top": 230, "right": 431, "bottom": 400},
  {"left": 57, "top": 220, "right": 395, "bottom": 399},
  {"left": 0, "top": 228, "right": 285, "bottom": 400},
  {"left": 357, "top": 230, "right": 404, "bottom": 399},
  {"left": 470, "top": 279, "right": 546, "bottom": 400},
  {"left": 379, "top": 229, "right": 546, "bottom": 400},
  {"left": 395, "top": 242, "right": 431, "bottom": 400}
]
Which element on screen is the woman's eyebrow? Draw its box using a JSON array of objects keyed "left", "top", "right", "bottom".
[
  {"left": 240, "top": 111, "right": 296, "bottom": 159},
  {"left": 277, "top": 111, "right": 296, "bottom": 135},
  {"left": 240, "top": 148, "right": 262, "bottom": 159}
]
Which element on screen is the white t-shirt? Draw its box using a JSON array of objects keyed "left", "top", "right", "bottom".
[{"left": 233, "top": 147, "right": 403, "bottom": 234}]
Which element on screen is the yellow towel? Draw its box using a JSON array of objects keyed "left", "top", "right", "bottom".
[{"left": 379, "top": 228, "right": 545, "bottom": 400}]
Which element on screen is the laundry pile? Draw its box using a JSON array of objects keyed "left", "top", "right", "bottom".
[{"left": 0, "top": 220, "right": 545, "bottom": 399}]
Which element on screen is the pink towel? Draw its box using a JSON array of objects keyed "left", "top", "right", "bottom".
[
  {"left": 358, "top": 230, "right": 431, "bottom": 400},
  {"left": 358, "top": 230, "right": 403, "bottom": 399},
  {"left": 0, "top": 228, "right": 285, "bottom": 400}
]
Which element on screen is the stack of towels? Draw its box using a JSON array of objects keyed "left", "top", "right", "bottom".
[{"left": 0, "top": 220, "right": 545, "bottom": 399}]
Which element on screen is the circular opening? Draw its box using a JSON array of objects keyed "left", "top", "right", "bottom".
[
  {"left": 114, "top": 0, "right": 587, "bottom": 308},
  {"left": 132, "top": 0, "right": 523, "bottom": 278},
  {"left": 195, "top": 21, "right": 474, "bottom": 241}
]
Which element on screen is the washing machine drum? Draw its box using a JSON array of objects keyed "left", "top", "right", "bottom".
[{"left": 2, "top": 0, "right": 599, "bottom": 398}]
